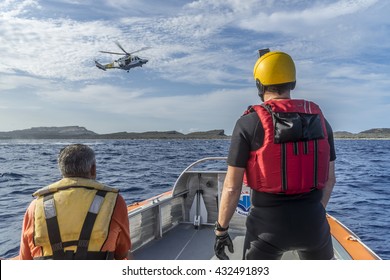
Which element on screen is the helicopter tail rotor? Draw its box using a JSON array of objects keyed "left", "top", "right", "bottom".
[{"left": 95, "top": 60, "right": 107, "bottom": 71}]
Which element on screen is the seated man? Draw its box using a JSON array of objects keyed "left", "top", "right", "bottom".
[{"left": 18, "top": 144, "right": 131, "bottom": 260}]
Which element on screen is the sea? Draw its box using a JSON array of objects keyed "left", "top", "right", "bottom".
[{"left": 0, "top": 139, "right": 389, "bottom": 260}]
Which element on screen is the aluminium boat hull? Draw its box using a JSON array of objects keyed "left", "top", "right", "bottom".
[{"left": 128, "top": 157, "right": 381, "bottom": 260}]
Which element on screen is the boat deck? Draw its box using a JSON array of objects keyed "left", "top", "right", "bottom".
[
  {"left": 134, "top": 224, "right": 217, "bottom": 260},
  {"left": 133, "top": 223, "right": 299, "bottom": 260}
]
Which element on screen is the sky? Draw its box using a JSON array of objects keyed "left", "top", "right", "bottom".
[{"left": 1, "top": 0, "right": 389, "bottom": 135}]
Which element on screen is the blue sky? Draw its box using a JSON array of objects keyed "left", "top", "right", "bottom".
[{"left": 1, "top": 0, "right": 389, "bottom": 134}]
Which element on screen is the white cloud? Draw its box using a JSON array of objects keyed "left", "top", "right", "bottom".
[
  {"left": 239, "top": 0, "right": 378, "bottom": 31},
  {"left": 104, "top": 0, "right": 188, "bottom": 15},
  {"left": 1, "top": 0, "right": 390, "bottom": 133},
  {"left": 37, "top": 82, "right": 254, "bottom": 117},
  {"left": 185, "top": 0, "right": 258, "bottom": 14},
  {"left": 32, "top": 81, "right": 257, "bottom": 134},
  {"left": 327, "top": 66, "right": 388, "bottom": 81},
  {"left": 0, "top": 15, "right": 124, "bottom": 80},
  {"left": 237, "top": 0, "right": 382, "bottom": 60},
  {"left": 0, "top": 0, "right": 248, "bottom": 85},
  {"left": 0, "top": 74, "right": 52, "bottom": 91},
  {"left": 0, "top": 0, "right": 40, "bottom": 18}
]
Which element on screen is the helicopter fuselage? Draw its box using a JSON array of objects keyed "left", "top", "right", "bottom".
[
  {"left": 95, "top": 42, "right": 149, "bottom": 72},
  {"left": 115, "top": 55, "right": 148, "bottom": 70}
]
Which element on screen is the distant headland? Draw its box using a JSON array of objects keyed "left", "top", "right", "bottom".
[
  {"left": 0, "top": 126, "right": 229, "bottom": 140},
  {"left": 0, "top": 126, "right": 389, "bottom": 140},
  {"left": 333, "top": 128, "right": 390, "bottom": 139}
]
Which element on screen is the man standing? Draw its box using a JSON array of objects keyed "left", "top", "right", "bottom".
[
  {"left": 18, "top": 144, "right": 131, "bottom": 260},
  {"left": 214, "top": 50, "right": 336, "bottom": 260}
]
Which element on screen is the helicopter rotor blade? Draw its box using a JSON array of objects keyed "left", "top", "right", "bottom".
[
  {"left": 129, "top": 47, "right": 151, "bottom": 55},
  {"left": 115, "top": 41, "right": 130, "bottom": 55},
  {"left": 102, "top": 42, "right": 150, "bottom": 56},
  {"left": 99, "top": 51, "right": 125, "bottom": 55}
]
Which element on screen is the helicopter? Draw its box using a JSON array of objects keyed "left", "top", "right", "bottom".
[{"left": 95, "top": 42, "right": 149, "bottom": 72}]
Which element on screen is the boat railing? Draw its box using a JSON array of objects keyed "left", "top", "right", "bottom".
[{"left": 128, "top": 157, "right": 236, "bottom": 252}]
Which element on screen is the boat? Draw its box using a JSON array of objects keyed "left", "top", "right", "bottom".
[
  {"left": 128, "top": 157, "right": 381, "bottom": 260},
  {"left": 2, "top": 156, "right": 383, "bottom": 280}
]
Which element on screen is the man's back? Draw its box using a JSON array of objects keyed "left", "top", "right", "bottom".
[{"left": 18, "top": 144, "right": 131, "bottom": 260}]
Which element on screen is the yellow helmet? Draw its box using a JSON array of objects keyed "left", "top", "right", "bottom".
[{"left": 253, "top": 51, "right": 296, "bottom": 86}]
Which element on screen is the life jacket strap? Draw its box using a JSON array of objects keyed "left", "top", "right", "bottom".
[
  {"left": 281, "top": 143, "right": 288, "bottom": 191},
  {"left": 34, "top": 251, "right": 115, "bottom": 260},
  {"left": 75, "top": 190, "right": 108, "bottom": 260},
  {"left": 313, "top": 139, "right": 319, "bottom": 188},
  {"left": 43, "top": 195, "right": 65, "bottom": 259},
  {"left": 42, "top": 190, "right": 109, "bottom": 260}
]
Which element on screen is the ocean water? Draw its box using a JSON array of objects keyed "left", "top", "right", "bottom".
[{"left": 0, "top": 139, "right": 389, "bottom": 259}]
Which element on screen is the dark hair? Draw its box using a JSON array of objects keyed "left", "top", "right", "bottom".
[
  {"left": 58, "top": 144, "right": 95, "bottom": 178},
  {"left": 264, "top": 82, "right": 295, "bottom": 94}
]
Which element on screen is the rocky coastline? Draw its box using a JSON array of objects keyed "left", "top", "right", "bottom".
[
  {"left": 0, "top": 126, "right": 229, "bottom": 140},
  {"left": 333, "top": 128, "right": 390, "bottom": 139},
  {"left": 1, "top": 126, "right": 389, "bottom": 140}
]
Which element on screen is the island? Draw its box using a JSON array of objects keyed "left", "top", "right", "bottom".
[
  {"left": 0, "top": 126, "right": 389, "bottom": 140},
  {"left": 333, "top": 128, "right": 390, "bottom": 139},
  {"left": 0, "top": 126, "right": 229, "bottom": 140}
]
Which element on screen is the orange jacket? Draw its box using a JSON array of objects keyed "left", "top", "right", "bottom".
[{"left": 19, "top": 189, "right": 131, "bottom": 260}]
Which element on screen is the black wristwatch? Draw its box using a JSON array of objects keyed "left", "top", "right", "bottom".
[{"left": 214, "top": 221, "right": 229, "bottom": 232}]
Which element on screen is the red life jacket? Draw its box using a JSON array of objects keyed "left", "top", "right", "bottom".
[{"left": 243, "top": 99, "right": 330, "bottom": 194}]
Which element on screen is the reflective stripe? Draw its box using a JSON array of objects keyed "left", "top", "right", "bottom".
[
  {"left": 43, "top": 196, "right": 56, "bottom": 219},
  {"left": 89, "top": 194, "right": 104, "bottom": 214}
]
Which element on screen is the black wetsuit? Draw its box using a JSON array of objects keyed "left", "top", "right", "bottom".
[{"left": 227, "top": 109, "right": 336, "bottom": 260}]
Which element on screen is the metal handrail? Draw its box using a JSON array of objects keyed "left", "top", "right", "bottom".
[{"left": 172, "top": 157, "right": 227, "bottom": 192}]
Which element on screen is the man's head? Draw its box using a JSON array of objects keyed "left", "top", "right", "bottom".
[
  {"left": 253, "top": 50, "right": 296, "bottom": 101},
  {"left": 58, "top": 144, "right": 96, "bottom": 179}
]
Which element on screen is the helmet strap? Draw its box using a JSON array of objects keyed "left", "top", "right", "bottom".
[
  {"left": 290, "top": 81, "right": 296, "bottom": 90},
  {"left": 256, "top": 79, "right": 265, "bottom": 102},
  {"left": 259, "top": 93, "right": 264, "bottom": 102}
]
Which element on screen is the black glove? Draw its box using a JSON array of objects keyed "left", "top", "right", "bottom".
[{"left": 214, "top": 232, "right": 234, "bottom": 260}]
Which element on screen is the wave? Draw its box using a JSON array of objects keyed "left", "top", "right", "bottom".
[
  {"left": 0, "top": 172, "right": 25, "bottom": 179},
  {"left": 0, "top": 139, "right": 389, "bottom": 260}
]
